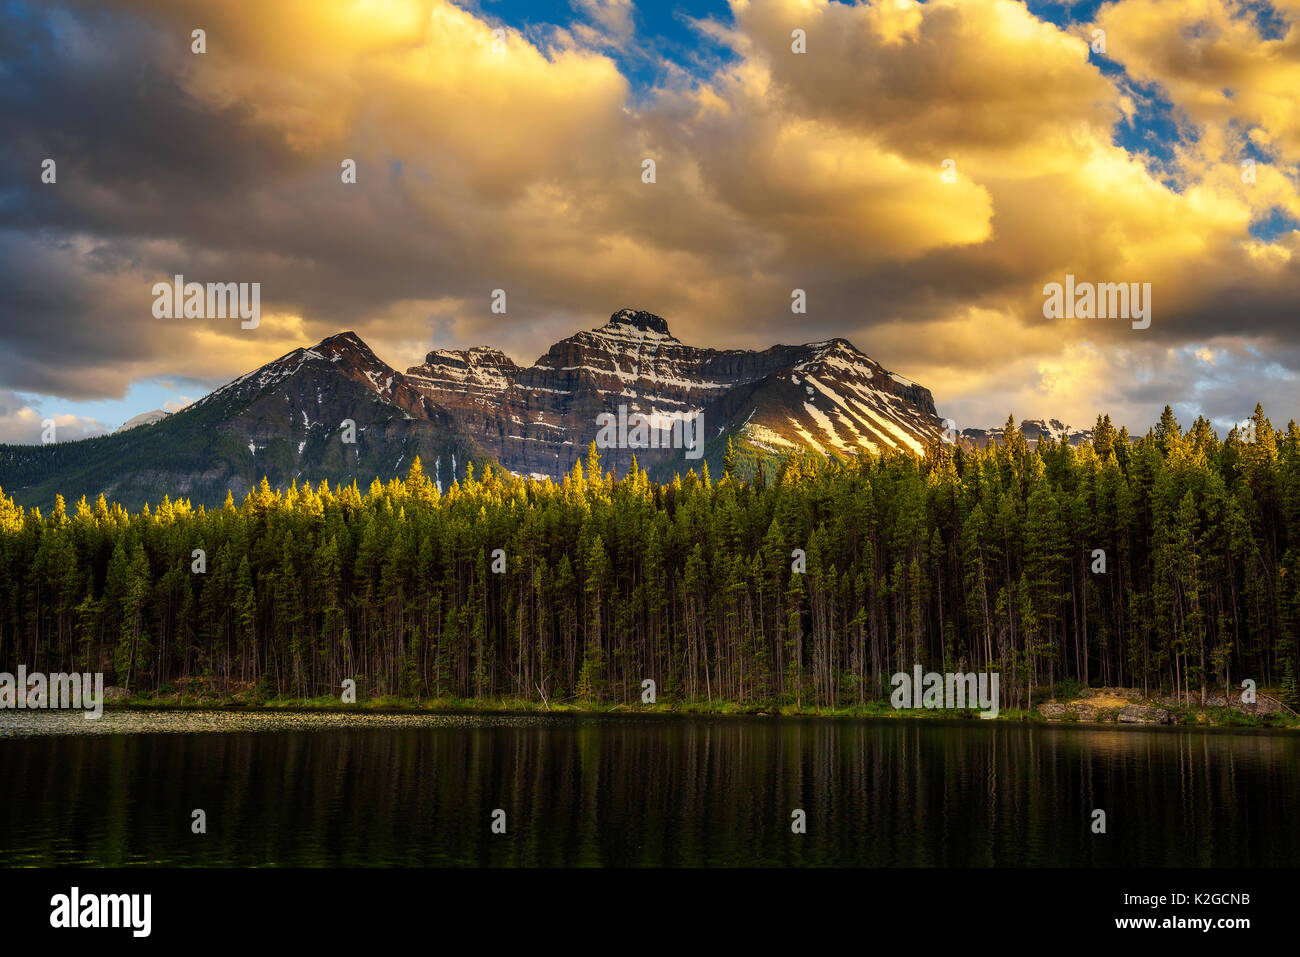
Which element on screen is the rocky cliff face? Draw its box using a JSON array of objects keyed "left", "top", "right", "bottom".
[{"left": 405, "top": 309, "right": 945, "bottom": 478}]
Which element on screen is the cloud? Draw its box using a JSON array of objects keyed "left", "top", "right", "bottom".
[
  {"left": 0, "top": 0, "right": 1297, "bottom": 434},
  {"left": 572, "top": 0, "right": 637, "bottom": 47},
  {"left": 0, "top": 390, "right": 111, "bottom": 444},
  {"left": 1095, "top": 0, "right": 1300, "bottom": 163}
]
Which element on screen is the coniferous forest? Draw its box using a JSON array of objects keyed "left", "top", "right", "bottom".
[{"left": 2, "top": 406, "right": 1298, "bottom": 712}]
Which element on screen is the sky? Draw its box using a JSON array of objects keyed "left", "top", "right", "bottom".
[{"left": 1, "top": 0, "right": 1298, "bottom": 443}]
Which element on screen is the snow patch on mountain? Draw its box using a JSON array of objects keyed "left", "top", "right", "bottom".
[
  {"left": 115, "top": 410, "right": 169, "bottom": 433},
  {"left": 399, "top": 308, "right": 944, "bottom": 478}
]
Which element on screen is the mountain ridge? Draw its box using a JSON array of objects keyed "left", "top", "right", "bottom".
[
  {"left": 1, "top": 310, "right": 945, "bottom": 508},
  {"left": 404, "top": 309, "right": 945, "bottom": 479},
  {"left": 0, "top": 330, "right": 492, "bottom": 510}
]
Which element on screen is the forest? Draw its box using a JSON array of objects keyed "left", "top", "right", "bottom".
[{"left": 1, "top": 406, "right": 1297, "bottom": 712}]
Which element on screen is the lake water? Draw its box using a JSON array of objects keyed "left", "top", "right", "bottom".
[{"left": 1, "top": 710, "right": 1295, "bottom": 866}]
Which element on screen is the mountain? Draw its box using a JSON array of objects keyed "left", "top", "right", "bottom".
[
  {"left": 114, "top": 409, "right": 170, "bottom": 432},
  {"left": 404, "top": 308, "right": 944, "bottom": 479},
  {"left": 0, "top": 311, "right": 944, "bottom": 508},
  {"left": 960, "top": 418, "right": 1094, "bottom": 449},
  {"left": 0, "top": 332, "right": 491, "bottom": 509}
]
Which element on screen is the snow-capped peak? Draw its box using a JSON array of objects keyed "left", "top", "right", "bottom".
[
  {"left": 598, "top": 309, "right": 676, "bottom": 340},
  {"left": 114, "top": 409, "right": 169, "bottom": 433}
]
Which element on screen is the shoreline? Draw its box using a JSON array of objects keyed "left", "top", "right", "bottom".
[{"left": 89, "top": 692, "right": 1300, "bottom": 730}]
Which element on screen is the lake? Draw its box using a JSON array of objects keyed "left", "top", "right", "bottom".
[{"left": 1, "top": 711, "right": 1296, "bottom": 866}]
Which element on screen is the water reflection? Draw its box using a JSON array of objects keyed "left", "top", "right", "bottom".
[{"left": 1, "top": 712, "right": 1295, "bottom": 867}]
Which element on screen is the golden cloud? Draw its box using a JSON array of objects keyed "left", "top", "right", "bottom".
[{"left": 15, "top": 0, "right": 1300, "bottom": 432}]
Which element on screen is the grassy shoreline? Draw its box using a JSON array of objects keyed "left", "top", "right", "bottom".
[{"left": 101, "top": 691, "right": 1300, "bottom": 729}]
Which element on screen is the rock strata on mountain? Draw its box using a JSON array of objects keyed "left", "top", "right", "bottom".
[{"left": 404, "top": 308, "right": 945, "bottom": 478}]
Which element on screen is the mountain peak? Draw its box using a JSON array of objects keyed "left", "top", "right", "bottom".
[
  {"left": 313, "top": 330, "right": 374, "bottom": 358},
  {"left": 806, "top": 337, "right": 863, "bottom": 358},
  {"left": 602, "top": 309, "right": 673, "bottom": 338},
  {"left": 318, "top": 330, "right": 364, "bottom": 346},
  {"left": 115, "top": 409, "right": 169, "bottom": 433},
  {"left": 407, "top": 345, "right": 519, "bottom": 392},
  {"left": 303, "top": 331, "right": 394, "bottom": 376}
]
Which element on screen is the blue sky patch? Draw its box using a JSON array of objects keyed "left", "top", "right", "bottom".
[{"left": 1249, "top": 206, "right": 1300, "bottom": 241}]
